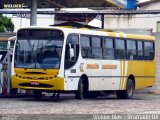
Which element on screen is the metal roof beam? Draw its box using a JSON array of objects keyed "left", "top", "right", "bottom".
[{"left": 1, "top": 9, "right": 160, "bottom": 15}]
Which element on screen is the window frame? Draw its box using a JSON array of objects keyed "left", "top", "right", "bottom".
[
  {"left": 64, "top": 33, "right": 80, "bottom": 69},
  {"left": 126, "top": 39, "right": 137, "bottom": 60},
  {"left": 80, "top": 34, "right": 155, "bottom": 61},
  {"left": 144, "top": 41, "right": 155, "bottom": 61},
  {"left": 114, "top": 38, "right": 126, "bottom": 60},
  {"left": 137, "top": 40, "right": 144, "bottom": 60},
  {"left": 80, "top": 35, "right": 92, "bottom": 59},
  {"left": 102, "top": 37, "right": 114, "bottom": 60},
  {"left": 91, "top": 36, "right": 103, "bottom": 59}
]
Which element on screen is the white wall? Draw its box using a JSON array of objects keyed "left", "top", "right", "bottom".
[
  {"left": 4, "top": 14, "right": 54, "bottom": 32},
  {"left": 139, "top": 1, "right": 160, "bottom": 10},
  {"left": 104, "top": 1, "right": 160, "bottom": 32},
  {"left": 104, "top": 14, "right": 159, "bottom": 32}
]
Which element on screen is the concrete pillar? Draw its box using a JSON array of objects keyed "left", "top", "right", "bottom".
[
  {"left": 7, "top": 51, "right": 11, "bottom": 94},
  {"left": 101, "top": 14, "right": 104, "bottom": 29},
  {"left": 155, "top": 32, "right": 160, "bottom": 93},
  {"left": 30, "top": 0, "right": 37, "bottom": 26},
  {"left": 144, "top": 33, "right": 160, "bottom": 94}
]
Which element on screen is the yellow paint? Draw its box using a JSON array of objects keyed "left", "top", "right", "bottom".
[
  {"left": 126, "top": 61, "right": 156, "bottom": 89},
  {"left": 126, "top": 34, "right": 155, "bottom": 40},
  {"left": 107, "top": 32, "right": 116, "bottom": 37},
  {"left": 12, "top": 68, "right": 64, "bottom": 91},
  {"left": 122, "top": 61, "right": 128, "bottom": 90},
  {"left": 59, "top": 26, "right": 73, "bottom": 28},
  {"left": 119, "top": 59, "right": 156, "bottom": 90},
  {"left": 86, "top": 64, "right": 99, "bottom": 69},
  {"left": 118, "top": 32, "right": 124, "bottom": 38},
  {"left": 102, "top": 64, "right": 117, "bottom": 69},
  {"left": 97, "top": 29, "right": 113, "bottom": 32},
  {"left": 14, "top": 68, "right": 59, "bottom": 75},
  {"left": 122, "top": 61, "right": 125, "bottom": 90},
  {"left": 104, "top": 31, "right": 155, "bottom": 41},
  {"left": 79, "top": 28, "right": 89, "bottom": 30},
  {"left": 119, "top": 61, "right": 123, "bottom": 90}
]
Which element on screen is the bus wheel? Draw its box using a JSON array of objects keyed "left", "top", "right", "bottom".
[
  {"left": 33, "top": 90, "right": 42, "bottom": 99},
  {"left": 10, "top": 88, "right": 18, "bottom": 95},
  {"left": 116, "top": 79, "right": 134, "bottom": 99},
  {"left": 75, "top": 78, "right": 84, "bottom": 99}
]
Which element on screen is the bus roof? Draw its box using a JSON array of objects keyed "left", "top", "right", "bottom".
[
  {"left": 17, "top": 26, "right": 155, "bottom": 41},
  {"left": 0, "top": 32, "right": 16, "bottom": 41},
  {"left": 8, "top": 36, "right": 16, "bottom": 41}
]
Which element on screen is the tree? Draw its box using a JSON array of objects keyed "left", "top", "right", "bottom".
[{"left": 0, "top": 14, "right": 14, "bottom": 32}]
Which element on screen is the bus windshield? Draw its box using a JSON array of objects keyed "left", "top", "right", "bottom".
[{"left": 15, "top": 29, "right": 64, "bottom": 69}]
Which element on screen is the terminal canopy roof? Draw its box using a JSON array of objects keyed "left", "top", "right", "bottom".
[
  {"left": 1, "top": 0, "right": 120, "bottom": 9},
  {"left": 0, "top": 0, "right": 137, "bottom": 23}
]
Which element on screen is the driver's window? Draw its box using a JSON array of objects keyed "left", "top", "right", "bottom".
[{"left": 65, "top": 34, "right": 79, "bottom": 69}]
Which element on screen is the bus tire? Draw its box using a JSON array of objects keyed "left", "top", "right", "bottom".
[
  {"left": 75, "top": 77, "right": 98, "bottom": 99},
  {"left": 10, "top": 88, "right": 17, "bottom": 95},
  {"left": 33, "top": 90, "right": 42, "bottom": 99},
  {"left": 116, "top": 79, "right": 134, "bottom": 99},
  {"left": 75, "top": 78, "right": 83, "bottom": 99}
]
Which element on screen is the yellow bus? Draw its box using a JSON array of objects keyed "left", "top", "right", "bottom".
[{"left": 11, "top": 26, "right": 156, "bottom": 99}]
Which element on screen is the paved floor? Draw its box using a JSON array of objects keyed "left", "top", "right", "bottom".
[{"left": 0, "top": 92, "right": 160, "bottom": 115}]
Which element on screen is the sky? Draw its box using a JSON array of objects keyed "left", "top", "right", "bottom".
[{"left": 4, "top": 0, "right": 150, "bottom": 32}]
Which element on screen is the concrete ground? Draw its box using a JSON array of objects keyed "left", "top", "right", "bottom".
[{"left": 0, "top": 91, "right": 160, "bottom": 119}]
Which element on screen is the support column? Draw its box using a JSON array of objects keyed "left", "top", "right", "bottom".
[
  {"left": 145, "top": 32, "right": 160, "bottom": 94},
  {"left": 101, "top": 14, "right": 104, "bottom": 29},
  {"left": 30, "top": 0, "right": 37, "bottom": 26},
  {"left": 155, "top": 32, "right": 160, "bottom": 93}
]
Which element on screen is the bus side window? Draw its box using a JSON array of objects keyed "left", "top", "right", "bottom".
[
  {"left": 144, "top": 41, "right": 154, "bottom": 60},
  {"left": 137, "top": 41, "right": 144, "bottom": 60},
  {"left": 127, "top": 40, "right": 137, "bottom": 60},
  {"left": 80, "top": 36, "right": 91, "bottom": 58},
  {"left": 91, "top": 37, "right": 102, "bottom": 59},
  {"left": 103, "top": 37, "right": 114, "bottom": 59},
  {"left": 65, "top": 34, "right": 79, "bottom": 69},
  {"left": 115, "top": 39, "right": 125, "bottom": 59}
]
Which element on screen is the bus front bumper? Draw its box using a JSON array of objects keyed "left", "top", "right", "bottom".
[{"left": 11, "top": 75, "right": 64, "bottom": 91}]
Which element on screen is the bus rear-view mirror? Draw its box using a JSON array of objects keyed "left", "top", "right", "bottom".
[{"left": 69, "top": 44, "right": 75, "bottom": 60}]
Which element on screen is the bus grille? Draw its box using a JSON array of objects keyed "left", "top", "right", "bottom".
[{"left": 16, "top": 74, "right": 54, "bottom": 80}]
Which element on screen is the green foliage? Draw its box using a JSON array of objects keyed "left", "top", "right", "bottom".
[{"left": 0, "top": 14, "right": 14, "bottom": 32}]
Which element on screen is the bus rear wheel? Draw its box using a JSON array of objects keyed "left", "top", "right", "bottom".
[
  {"left": 116, "top": 79, "right": 134, "bottom": 99},
  {"left": 33, "top": 90, "right": 42, "bottom": 99}
]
